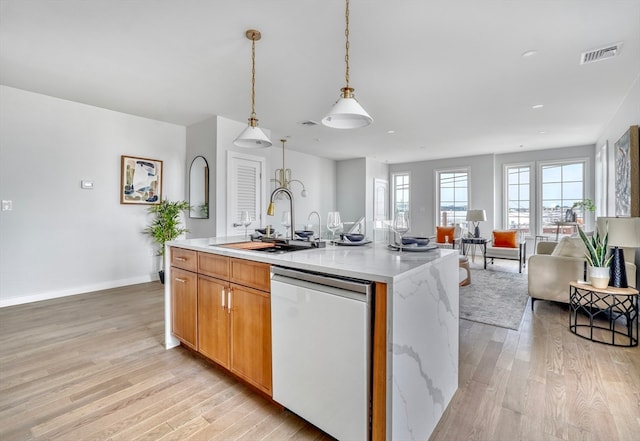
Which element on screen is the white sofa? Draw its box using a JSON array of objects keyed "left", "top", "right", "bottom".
[{"left": 528, "top": 237, "right": 637, "bottom": 309}]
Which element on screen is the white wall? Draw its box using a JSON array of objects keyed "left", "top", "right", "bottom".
[
  {"left": 268, "top": 144, "right": 336, "bottom": 237},
  {"left": 595, "top": 74, "right": 640, "bottom": 216},
  {"left": 389, "top": 154, "right": 495, "bottom": 238},
  {"left": 388, "top": 145, "right": 597, "bottom": 239},
  {"left": 0, "top": 86, "right": 186, "bottom": 306},
  {"left": 337, "top": 159, "right": 366, "bottom": 224},
  {"left": 185, "top": 117, "right": 217, "bottom": 239}
]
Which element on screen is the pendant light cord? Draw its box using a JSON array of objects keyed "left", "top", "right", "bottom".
[
  {"left": 250, "top": 33, "right": 257, "bottom": 120},
  {"left": 344, "top": 0, "right": 350, "bottom": 89}
]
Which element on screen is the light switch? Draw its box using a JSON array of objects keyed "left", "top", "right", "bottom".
[
  {"left": 81, "top": 180, "right": 94, "bottom": 189},
  {"left": 1, "top": 200, "right": 12, "bottom": 211}
]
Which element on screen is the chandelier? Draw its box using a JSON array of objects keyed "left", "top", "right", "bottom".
[{"left": 272, "top": 139, "right": 308, "bottom": 197}]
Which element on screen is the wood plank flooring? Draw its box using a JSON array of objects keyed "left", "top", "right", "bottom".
[{"left": 1, "top": 280, "right": 638, "bottom": 440}]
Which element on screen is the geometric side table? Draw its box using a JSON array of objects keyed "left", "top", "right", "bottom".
[{"left": 569, "top": 281, "right": 638, "bottom": 347}]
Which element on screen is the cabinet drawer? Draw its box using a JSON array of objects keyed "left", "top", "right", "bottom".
[
  {"left": 198, "top": 253, "right": 230, "bottom": 279},
  {"left": 171, "top": 247, "right": 198, "bottom": 272},
  {"left": 230, "top": 258, "right": 270, "bottom": 292}
]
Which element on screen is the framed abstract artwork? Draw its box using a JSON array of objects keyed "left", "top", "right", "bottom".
[
  {"left": 614, "top": 125, "right": 639, "bottom": 217},
  {"left": 120, "top": 155, "right": 163, "bottom": 205}
]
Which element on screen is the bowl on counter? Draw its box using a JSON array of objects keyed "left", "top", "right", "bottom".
[
  {"left": 340, "top": 233, "right": 365, "bottom": 242},
  {"left": 295, "top": 230, "right": 315, "bottom": 238},
  {"left": 401, "top": 236, "right": 430, "bottom": 246}
]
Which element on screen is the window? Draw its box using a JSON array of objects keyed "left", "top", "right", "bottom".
[
  {"left": 540, "top": 161, "right": 586, "bottom": 236},
  {"left": 437, "top": 170, "right": 468, "bottom": 226},
  {"left": 505, "top": 165, "right": 531, "bottom": 234},
  {"left": 392, "top": 173, "right": 409, "bottom": 216}
]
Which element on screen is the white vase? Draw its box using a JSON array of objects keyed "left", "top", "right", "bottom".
[{"left": 588, "top": 266, "right": 609, "bottom": 289}]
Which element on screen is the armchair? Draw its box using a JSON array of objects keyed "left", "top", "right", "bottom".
[
  {"left": 528, "top": 237, "right": 637, "bottom": 309},
  {"left": 484, "top": 230, "right": 527, "bottom": 273}
]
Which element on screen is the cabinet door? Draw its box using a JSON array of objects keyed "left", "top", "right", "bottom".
[
  {"left": 229, "top": 284, "right": 272, "bottom": 395},
  {"left": 197, "top": 275, "right": 230, "bottom": 368},
  {"left": 170, "top": 268, "right": 197, "bottom": 350},
  {"left": 230, "top": 258, "right": 270, "bottom": 291}
]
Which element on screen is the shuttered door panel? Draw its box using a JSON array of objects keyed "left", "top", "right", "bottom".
[{"left": 227, "top": 153, "right": 264, "bottom": 236}]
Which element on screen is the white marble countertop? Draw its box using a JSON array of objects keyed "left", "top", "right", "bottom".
[{"left": 167, "top": 236, "right": 456, "bottom": 284}]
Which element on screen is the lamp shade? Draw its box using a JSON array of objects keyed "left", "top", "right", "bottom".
[
  {"left": 322, "top": 96, "right": 373, "bottom": 129},
  {"left": 466, "top": 209, "right": 487, "bottom": 222},
  {"left": 596, "top": 217, "right": 640, "bottom": 247},
  {"left": 233, "top": 125, "right": 272, "bottom": 148}
]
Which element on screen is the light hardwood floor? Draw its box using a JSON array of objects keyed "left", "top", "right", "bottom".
[{"left": 1, "top": 279, "right": 638, "bottom": 441}]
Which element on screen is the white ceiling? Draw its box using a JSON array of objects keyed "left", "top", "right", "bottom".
[{"left": 1, "top": 0, "right": 639, "bottom": 163}]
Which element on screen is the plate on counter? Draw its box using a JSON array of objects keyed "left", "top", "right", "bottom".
[
  {"left": 387, "top": 243, "right": 437, "bottom": 252},
  {"left": 332, "top": 239, "right": 372, "bottom": 246}
]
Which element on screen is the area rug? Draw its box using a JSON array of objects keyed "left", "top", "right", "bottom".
[{"left": 459, "top": 268, "right": 529, "bottom": 330}]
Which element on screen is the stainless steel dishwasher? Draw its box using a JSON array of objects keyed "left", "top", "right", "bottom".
[{"left": 270, "top": 266, "right": 373, "bottom": 441}]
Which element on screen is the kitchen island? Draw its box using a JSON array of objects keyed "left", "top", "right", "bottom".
[{"left": 165, "top": 236, "right": 459, "bottom": 441}]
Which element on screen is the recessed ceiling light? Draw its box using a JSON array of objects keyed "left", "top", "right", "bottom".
[
  {"left": 539, "top": 130, "right": 547, "bottom": 134},
  {"left": 532, "top": 104, "right": 544, "bottom": 109},
  {"left": 387, "top": 130, "right": 395, "bottom": 134},
  {"left": 522, "top": 50, "right": 538, "bottom": 57}
]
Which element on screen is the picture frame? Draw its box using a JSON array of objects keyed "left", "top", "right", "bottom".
[
  {"left": 120, "top": 155, "right": 163, "bottom": 205},
  {"left": 614, "top": 125, "right": 639, "bottom": 217}
]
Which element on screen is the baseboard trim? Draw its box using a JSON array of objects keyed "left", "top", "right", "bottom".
[{"left": 0, "top": 274, "right": 157, "bottom": 307}]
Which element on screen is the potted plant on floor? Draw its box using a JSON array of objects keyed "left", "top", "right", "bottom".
[
  {"left": 144, "top": 199, "right": 191, "bottom": 284},
  {"left": 577, "top": 223, "right": 612, "bottom": 289}
]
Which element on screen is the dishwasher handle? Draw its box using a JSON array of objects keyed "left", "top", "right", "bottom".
[{"left": 271, "top": 266, "right": 373, "bottom": 295}]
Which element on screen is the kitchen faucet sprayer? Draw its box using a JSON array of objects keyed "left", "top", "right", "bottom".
[
  {"left": 308, "top": 211, "right": 322, "bottom": 240},
  {"left": 268, "top": 186, "right": 295, "bottom": 241}
]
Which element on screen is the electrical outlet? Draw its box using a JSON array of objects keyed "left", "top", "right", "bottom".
[{"left": 1, "top": 200, "right": 12, "bottom": 211}]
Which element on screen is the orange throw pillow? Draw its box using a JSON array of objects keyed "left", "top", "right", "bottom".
[
  {"left": 493, "top": 230, "right": 518, "bottom": 248},
  {"left": 436, "top": 226, "right": 455, "bottom": 244}
]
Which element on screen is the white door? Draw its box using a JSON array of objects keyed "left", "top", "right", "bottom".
[{"left": 227, "top": 152, "right": 265, "bottom": 237}]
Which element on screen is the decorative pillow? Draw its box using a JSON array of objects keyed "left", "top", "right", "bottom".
[
  {"left": 493, "top": 230, "right": 518, "bottom": 248},
  {"left": 436, "top": 226, "right": 455, "bottom": 244},
  {"left": 551, "top": 237, "right": 586, "bottom": 258}
]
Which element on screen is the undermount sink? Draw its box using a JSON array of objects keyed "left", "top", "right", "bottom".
[{"left": 213, "top": 240, "right": 318, "bottom": 254}]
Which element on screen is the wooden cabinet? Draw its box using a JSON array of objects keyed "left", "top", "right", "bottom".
[
  {"left": 171, "top": 247, "right": 198, "bottom": 272},
  {"left": 197, "top": 275, "right": 230, "bottom": 367},
  {"left": 229, "top": 283, "right": 272, "bottom": 394},
  {"left": 170, "top": 267, "right": 198, "bottom": 350},
  {"left": 171, "top": 248, "right": 272, "bottom": 395}
]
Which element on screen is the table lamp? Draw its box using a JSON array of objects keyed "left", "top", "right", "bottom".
[
  {"left": 466, "top": 209, "right": 486, "bottom": 238},
  {"left": 597, "top": 217, "right": 640, "bottom": 288}
]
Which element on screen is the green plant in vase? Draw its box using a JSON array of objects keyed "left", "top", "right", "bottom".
[
  {"left": 577, "top": 223, "right": 612, "bottom": 289},
  {"left": 144, "top": 199, "right": 191, "bottom": 283}
]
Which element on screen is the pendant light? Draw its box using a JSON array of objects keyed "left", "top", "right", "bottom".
[
  {"left": 234, "top": 29, "right": 272, "bottom": 148},
  {"left": 322, "top": 0, "right": 373, "bottom": 129}
]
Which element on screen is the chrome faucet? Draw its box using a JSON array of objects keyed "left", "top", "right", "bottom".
[
  {"left": 308, "top": 211, "right": 322, "bottom": 240},
  {"left": 267, "top": 186, "right": 295, "bottom": 241}
]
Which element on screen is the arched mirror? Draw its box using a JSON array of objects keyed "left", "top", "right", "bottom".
[{"left": 189, "top": 156, "right": 209, "bottom": 219}]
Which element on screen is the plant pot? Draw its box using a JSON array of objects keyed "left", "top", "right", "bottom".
[
  {"left": 588, "top": 266, "right": 609, "bottom": 289},
  {"left": 159, "top": 270, "right": 165, "bottom": 285}
]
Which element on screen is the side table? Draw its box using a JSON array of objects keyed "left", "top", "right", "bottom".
[
  {"left": 569, "top": 281, "right": 638, "bottom": 347},
  {"left": 461, "top": 237, "right": 488, "bottom": 263}
]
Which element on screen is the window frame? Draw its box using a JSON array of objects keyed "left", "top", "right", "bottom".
[
  {"left": 435, "top": 167, "right": 469, "bottom": 227},
  {"left": 537, "top": 157, "right": 591, "bottom": 236},
  {"left": 391, "top": 172, "right": 410, "bottom": 218},
  {"left": 503, "top": 162, "right": 534, "bottom": 236}
]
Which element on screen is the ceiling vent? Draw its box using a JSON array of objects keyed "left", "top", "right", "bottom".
[
  {"left": 299, "top": 120, "right": 319, "bottom": 127},
  {"left": 580, "top": 42, "right": 623, "bottom": 65}
]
